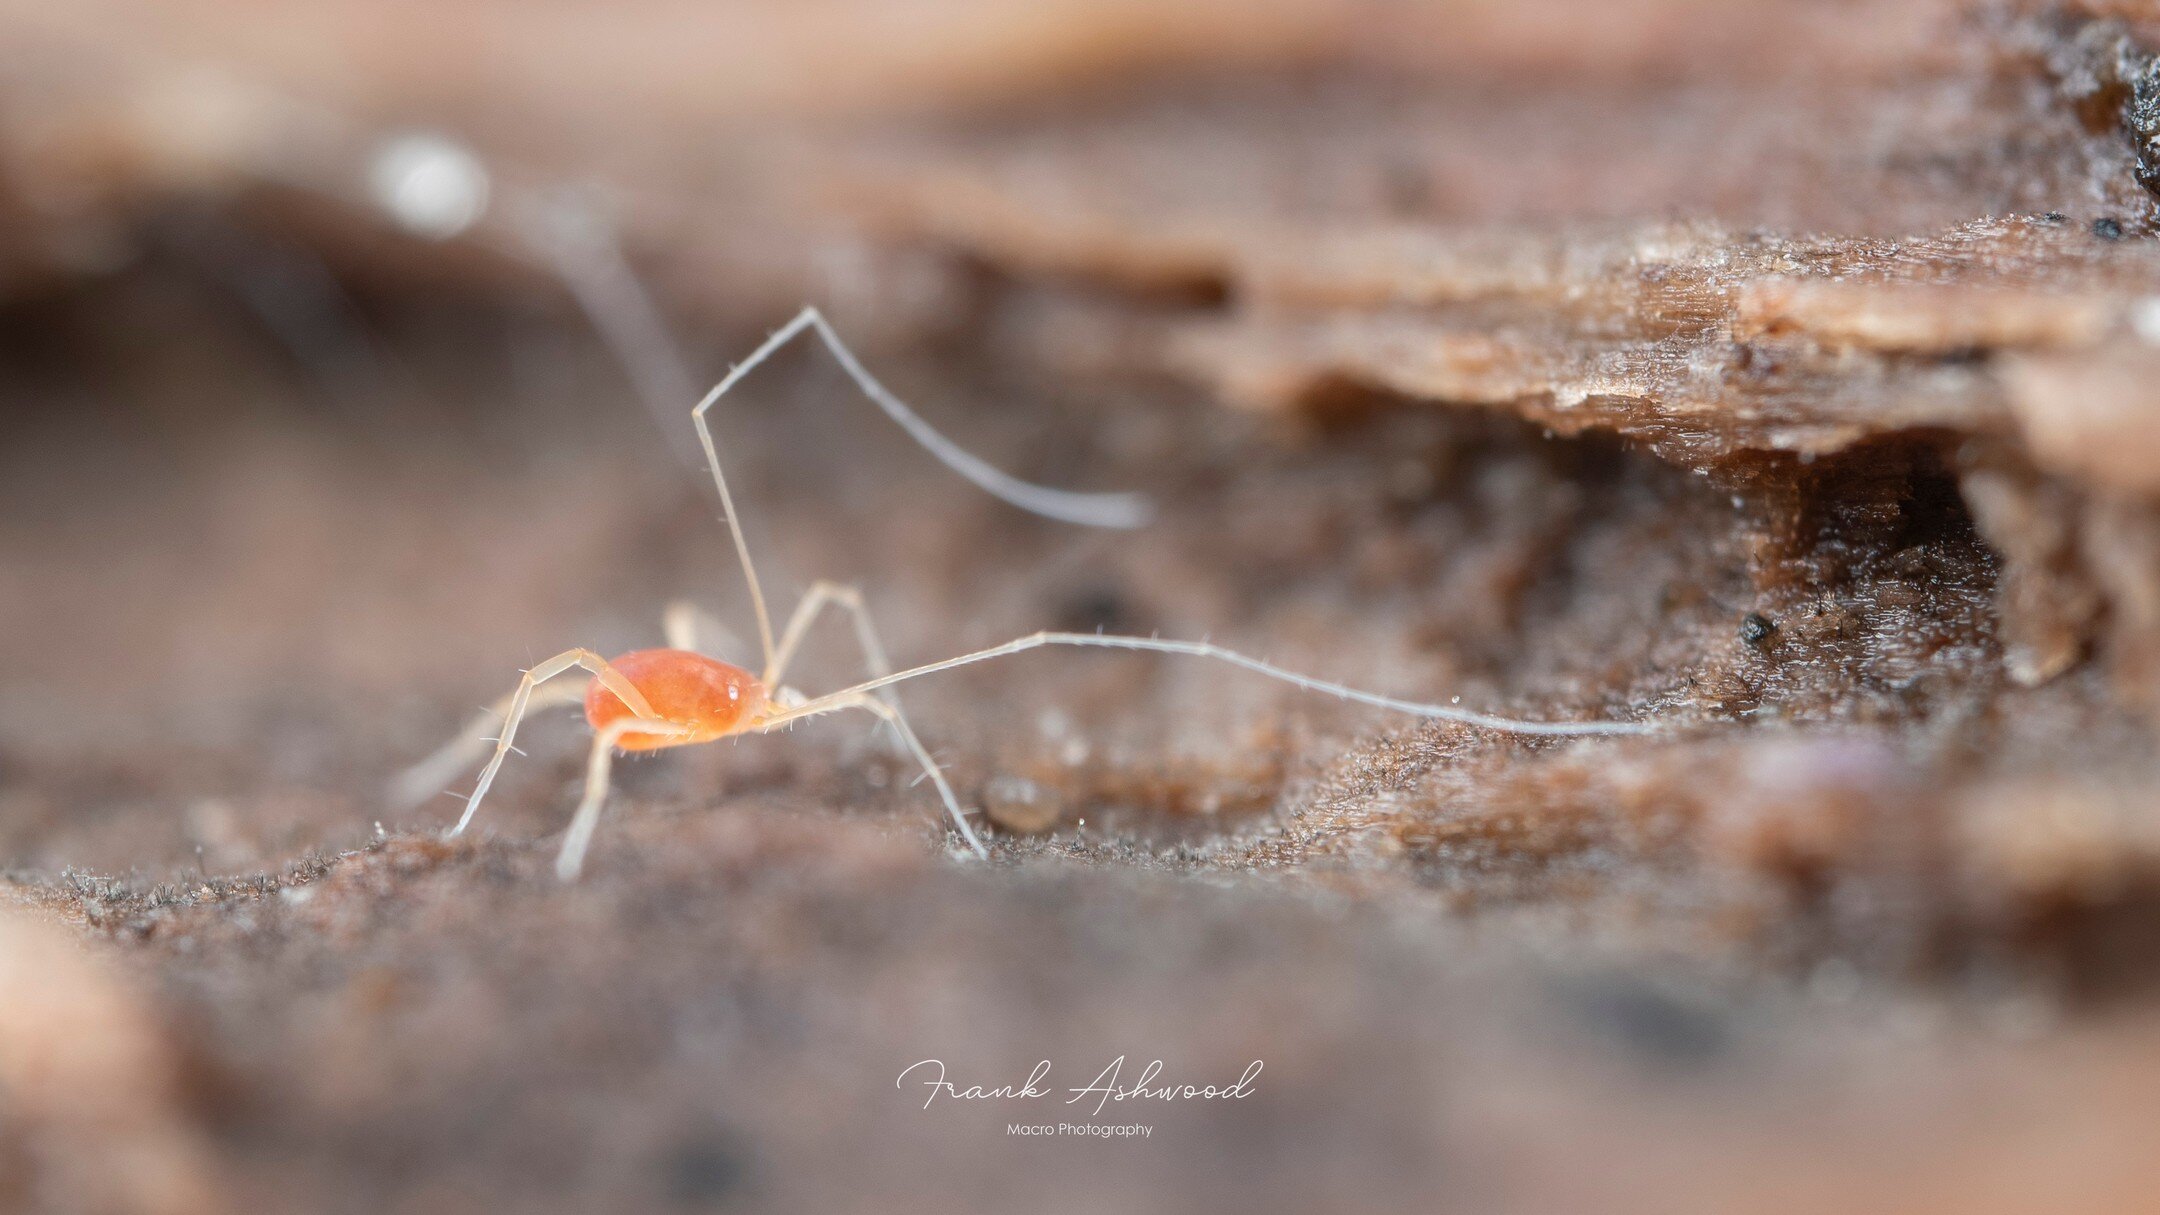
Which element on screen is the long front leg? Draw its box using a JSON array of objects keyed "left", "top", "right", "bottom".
[
  {"left": 390, "top": 679, "right": 586, "bottom": 812},
  {"left": 446, "top": 648, "right": 660, "bottom": 838},
  {"left": 687, "top": 306, "right": 1156, "bottom": 679}
]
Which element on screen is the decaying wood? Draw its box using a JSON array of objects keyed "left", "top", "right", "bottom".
[{"left": 4, "top": 2, "right": 2160, "bottom": 1211}]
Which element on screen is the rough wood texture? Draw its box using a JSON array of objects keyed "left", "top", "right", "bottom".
[{"left": 2, "top": 2, "right": 2159, "bottom": 1212}]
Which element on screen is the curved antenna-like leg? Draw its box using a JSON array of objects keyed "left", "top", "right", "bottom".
[
  {"left": 444, "top": 648, "right": 661, "bottom": 838},
  {"left": 760, "top": 632, "right": 1663, "bottom": 738},
  {"left": 511, "top": 193, "right": 706, "bottom": 468},
  {"left": 555, "top": 716, "right": 696, "bottom": 881},
  {"left": 755, "top": 692, "right": 988, "bottom": 859},
  {"left": 690, "top": 305, "right": 1156, "bottom": 676}
]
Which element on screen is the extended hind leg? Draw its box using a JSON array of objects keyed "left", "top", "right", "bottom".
[
  {"left": 440, "top": 648, "right": 660, "bottom": 837},
  {"left": 757, "top": 691, "right": 987, "bottom": 859}
]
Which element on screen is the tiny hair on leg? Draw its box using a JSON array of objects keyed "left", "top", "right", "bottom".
[
  {"left": 755, "top": 691, "right": 986, "bottom": 859},
  {"left": 390, "top": 678, "right": 586, "bottom": 811},
  {"left": 448, "top": 648, "right": 658, "bottom": 838},
  {"left": 760, "top": 632, "right": 1660, "bottom": 739}
]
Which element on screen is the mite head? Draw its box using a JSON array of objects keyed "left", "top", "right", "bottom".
[{"left": 584, "top": 649, "right": 769, "bottom": 750}]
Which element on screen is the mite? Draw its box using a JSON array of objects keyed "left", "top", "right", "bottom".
[{"left": 397, "top": 307, "right": 1656, "bottom": 879}]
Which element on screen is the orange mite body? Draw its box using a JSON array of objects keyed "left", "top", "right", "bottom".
[{"left": 583, "top": 649, "right": 768, "bottom": 751}]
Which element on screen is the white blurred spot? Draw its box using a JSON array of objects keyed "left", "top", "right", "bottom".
[
  {"left": 1037, "top": 707, "right": 1072, "bottom": 739},
  {"left": 369, "top": 134, "right": 490, "bottom": 240},
  {"left": 2131, "top": 296, "right": 2160, "bottom": 346}
]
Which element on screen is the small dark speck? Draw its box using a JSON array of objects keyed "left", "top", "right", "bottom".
[
  {"left": 1740, "top": 612, "right": 1776, "bottom": 647},
  {"left": 1055, "top": 583, "right": 1137, "bottom": 633},
  {"left": 2042, "top": 211, "right": 2067, "bottom": 224},
  {"left": 1558, "top": 974, "right": 1730, "bottom": 1071},
  {"left": 2094, "top": 217, "right": 2125, "bottom": 241},
  {"left": 663, "top": 1135, "right": 753, "bottom": 1209}
]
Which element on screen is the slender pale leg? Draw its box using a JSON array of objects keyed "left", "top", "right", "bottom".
[
  {"left": 689, "top": 306, "right": 1155, "bottom": 679},
  {"left": 390, "top": 679, "right": 585, "bottom": 811},
  {"left": 756, "top": 692, "right": 987, "bottom": 859},
  {"left": 767, "top": 580, "right": 892, "bottom": 689},
  {"left": 510, "top": 193, "right": 705, "bottom": 469},
  {"left": 448, "top": 648, "right": 662, "bottom": 837},
  {"left": 555, "top": 716, "right": 695, "bottom": 881},
  {"left": 762, "top": 631, "right": 1662, "bottom": 738},
  {"left": 552, "top": 582, "right": 918, "bottom": 880},
  {"left": 770, "top": 578, "right": 918, "bottom": 754},
  {"left": 403, "top": 603, "right": 735, "bottom": 818}
]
